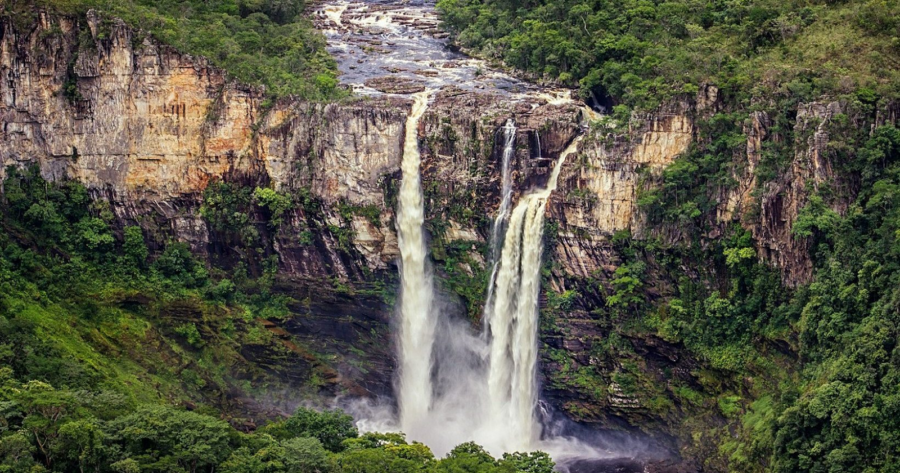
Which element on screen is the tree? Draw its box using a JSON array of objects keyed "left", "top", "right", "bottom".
[
  {"left": 281, "top": 437, "right": 332, "bottom": 473},
  {"left": 264, "top": 407, "right": 357, "bottom": 452},
  {"left": 434, "top": 442, "right": 513, "bottom": 473},
  {"left": 498, "top": 452, "right": 554, "bottom": 473},
  {"left": 15, "top": 381, "right": 80, "bottom": 469},
  {"left": 104, "top": 405, "right": 236, "bottom": 473},
  {"left": 337, "top": 447, "right": 421, "bottom": 473},
  {"left": 123, "top": 226, "right": 149, "bottom": 267},
  {"left": 55, "top": 419, "right": 105, "bottom": 473},
  {"left": 0, "top": 431, "right": 43, "bottom": 472}
]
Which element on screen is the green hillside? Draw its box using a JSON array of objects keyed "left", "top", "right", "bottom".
[
  {"left": 438, "top": 0, "right": 899, "bottom": 110},
  {"left": 5, "top": 0, "right": 343, "bottom": 99}
]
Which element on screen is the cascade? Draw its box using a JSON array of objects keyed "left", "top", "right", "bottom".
[
  {"left": 388, "top": 102, "right": 585, "bottom": 457},
  {"left": 483, "top": 136, "right": 583, "bottom": 450},
  {"left": 396, "top": 91, "right": 436, "bottom": 433},
  {"left": 484, "top": 119, "right": 517, "bottom": 326}
]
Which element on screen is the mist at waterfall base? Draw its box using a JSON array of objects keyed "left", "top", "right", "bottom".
[{"left": 337, "top": 111, "right": 652, "bottom": 468}]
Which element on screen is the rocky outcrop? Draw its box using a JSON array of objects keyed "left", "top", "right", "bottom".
[
  {"left": 719, "top": 100, "right": 871, "bottom": 285},
  {"left": 1, "top": 11, "right": 260, "bottom": 196},
  {"left": 6, "top": 9, "right": 891, "bottom": 464},
  {"left": 550, "top": 100, "right": 696, "bottom": 278}
]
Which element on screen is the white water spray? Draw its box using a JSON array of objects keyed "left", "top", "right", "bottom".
[
  {"left": 396, "top": 91, "right": 436, "bottom": 434},
  {"left": 483, "top": 136, "right": 583, "bottom": 451}
]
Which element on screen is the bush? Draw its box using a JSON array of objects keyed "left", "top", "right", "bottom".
[
  {"left": 264, "top": 407, "right": 358, "bottom": 452},
  {"left": 122, "top": 226, "right": 149, "bottom": 267},
  {"left": 15, "top": 0, "right": 346, "bottom": 100}
]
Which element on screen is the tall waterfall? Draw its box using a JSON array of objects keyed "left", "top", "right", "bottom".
[
  {"left": 484, "top": 119, "right": 517, "bottom": 324},
  {"left": 385, "top": 106, "right": 586, "bottom": 456},
  {"left": 483, "top": 136, "right": 583, "bottom": 449},
  {"left": 396, "top": 91, "right": 435, "bottom": 432}
]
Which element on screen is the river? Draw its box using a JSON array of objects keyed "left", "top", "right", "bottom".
[{"left": 312, "top": 1, "right": 674, "bottom": 471}]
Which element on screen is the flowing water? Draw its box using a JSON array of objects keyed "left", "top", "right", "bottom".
[
  {"left": 484, "top": 137, "right": 583, "bottom": 450},
  {"left": 396, "top": 90, "right": 435, "bottom": 433},
  {"left": 483, "top": 119, "right": 517, "bottom": 328},
  {"left": 315, "top": 0, "right": 657, "bottom": 467},
  {"left": 312, "top": 0, "right": 566, "bottom": 97}
]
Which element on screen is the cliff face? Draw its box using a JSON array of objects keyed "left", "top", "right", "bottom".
[
  {"left": 1, "top": 10, "right": 410, "bottom": 401},
  {"left": 2, "top": 8, "right": 881, "bottom": 460},
  {"left": 1, "top": 11, "right": 256, "bottom": 195},
  {"left": 0, "top": 10, "right": 695, "bottom": 282}
]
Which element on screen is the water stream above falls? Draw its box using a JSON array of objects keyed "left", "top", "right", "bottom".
[
  {"left": 313, "top": 0, "right": 568, "bottom": 98},
  {"left": 314, "top": 0, "right": 655, "bottom": 469}
]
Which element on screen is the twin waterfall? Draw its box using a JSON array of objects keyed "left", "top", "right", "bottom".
[
  {"left": 484, "top": 137, "right": 580, "bottom": 446},
  {"left": 394, "top": 94, "right": 583, "bottom": 454}
]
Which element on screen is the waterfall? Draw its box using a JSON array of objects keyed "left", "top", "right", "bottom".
[
  {"left": 484, "top": 119, "right": 516, "bottom": 327},
  {"left": 490, "top": 119, "right": 516, "bottom": 255},
  {"left": 396, "top": 91, "right": 435, "bottom": 433},
  {"left": 484, "top": 136, "right": 583, "bottom": 450},
  {"left": 385, "top": 101, "right": 585, "bottom": 456}
]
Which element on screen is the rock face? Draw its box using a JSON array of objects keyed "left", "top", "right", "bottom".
[
  {"left": 1, "top": 10, "right": 409, "bottom": 400},
  {"left": 3, "top": 9, "right": 886, "bottom": 464},
  {"left": 551, "top": 100, "right": 696, "bottom": 278},
  {"left": 1, "top": 11, "right": 259, "bottom": 197}
]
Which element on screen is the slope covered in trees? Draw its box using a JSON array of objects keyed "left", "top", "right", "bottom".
[
  {"left": 438, "top": 0, "right": 899, "bottom": 111},
  {"left": 639, "top": 125, "right": 900, "bottom": 472},
  {"left": 435, "top": 0, "right": 900, "bottom": 471},
  {"left": 5, "top": 0, "right": 342, "bottom": 99}
]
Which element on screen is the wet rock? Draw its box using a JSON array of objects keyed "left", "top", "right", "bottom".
[
  {"left": 364, "top": 77, "right": 426, "bottom": 94},
  {"left": 3, "top": 7, "right": 865, "bottom": 466}
]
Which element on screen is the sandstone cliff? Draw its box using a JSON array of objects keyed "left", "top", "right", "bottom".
[{"left": 2, "top": 8, "right": 884, "bottom": 462}]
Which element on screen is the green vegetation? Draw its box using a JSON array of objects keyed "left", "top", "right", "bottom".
[
  {"left": 337, "top": 201, "right": 382, "bottom": 227},
  {"left": 430, "top": 238, "right": 491, "bottom": 322},
  {"left": 0, "top": 385, "right": 556, "bottom": 473},
  {"left": 438, "top": 0, "right": 899, "bottom": 110},
  {"left": 6, "top": 0, "right": 344, "bottom": 100},
  {"left": 0, "top": 164, "right": 334, "bottom": 395},
  {"left": 0, "top": 165, "right": 392, "bottom": 470},
  {"left": 601, "top": 125, "right": 900, "bottom": 472}
]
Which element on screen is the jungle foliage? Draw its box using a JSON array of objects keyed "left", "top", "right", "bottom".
[
  {"left": 616, "top": 122, "right": 900, "bottom": 473},
  {"left": 4, "top": 0, "right": 343, "bottom": 100},
  {"left": 437, "top": 0, "right": 900, "bottom": 110},
  {"left": 0, "top": 385, "right": 555, "bottom": 473}
]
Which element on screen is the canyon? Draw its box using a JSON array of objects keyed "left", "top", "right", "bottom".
[{"left": 2, "top": 1, "right": 891, "bottom": 469}]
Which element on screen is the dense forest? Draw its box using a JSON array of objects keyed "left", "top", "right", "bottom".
[
  {"left": 2, "top": 0, "right": 900, "bottom": 471},
  {"left": 438, "top": 0, "right": 900, "bottom": 471},
  {"left": 5, "top": 0, "right": 342, "bottom": 99},
  {"left": 437, "top": 0, "right": 898, "bottom": 110}
]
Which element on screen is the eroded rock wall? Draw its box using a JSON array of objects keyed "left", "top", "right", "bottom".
[{"left": 4, "top": 9, "right": 884, "bottom": 461}]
